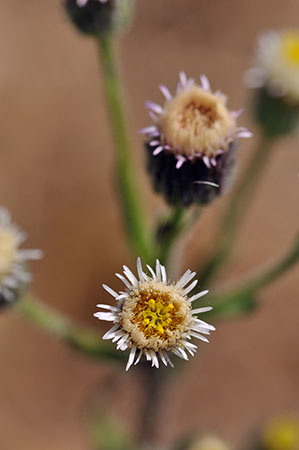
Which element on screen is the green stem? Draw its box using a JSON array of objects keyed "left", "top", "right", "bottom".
[
  {"left": 156, "top": 206, "right": 185, "bottom": 266},
  {"left": 97, "top": 34, "right": 154, "bottom": 264},
  {"left": 198, "top": 134, "right": 275, "bottom": 287},
  {"left": 15, "top": 295, "right": 125, "bottom": 363},
  {"left": 205, "top": 232, "right": 299, "bottom": 319}
]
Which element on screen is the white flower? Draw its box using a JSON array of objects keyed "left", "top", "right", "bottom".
[
  {"left": 94, "top": 258, "right": 215, "bottom": 371},
  {"left": 0, "top": 207, "right": 42, "bottom": 302},
  {"left": 140, "top": 72, "right": 251, "bottom": 170},
  {"left": 245, "top": 29, "right": 299, "bottom": 103},
  {"left": 189, "top": 435, "right": 232, "bottom": 450}
]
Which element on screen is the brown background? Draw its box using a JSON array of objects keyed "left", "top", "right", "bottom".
[{"left": 0, "top": 0, "right": 298, "bottom": 449}]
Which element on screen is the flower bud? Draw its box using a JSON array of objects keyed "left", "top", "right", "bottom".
[
  {"left": 140, "top": 72, "right": 251, "bottom": 207},
  {"left": 64, "top": 0, "right": 135, "bottom": 36}
]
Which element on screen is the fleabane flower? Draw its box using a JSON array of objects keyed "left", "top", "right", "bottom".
[
  {"left": 245, "top": 30, "right": 299, "bottom": 136},
  {"left": 141, "top": 72, "right": 251, "bottom": 206},
  {"left": 94, "top": 258, "right": 215, "bottom": 371},
  {"left": 64, "top": 0, "right": 134, "bottom": 36},
  {"left": 0, "top": 207, "right": 42, "bottom": 305}
]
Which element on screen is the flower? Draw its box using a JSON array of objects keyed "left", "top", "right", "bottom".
[
  {"left": 94, "top": 258, "right": 215, "bottom": 371},
  {"left": 64, "top": 0, "right": 134, "bottom": 36},
  {"left": 245, "top": 30, "right": 299, "bottom": 137},
  {"left": 141, "top": 72, "right": 251, "bottom": 206},
  {"left": 246, "top": 30, "right": 299, "bottom": 103},
  {"left": 188, "top": 435, "right": 232, "bottom": 450},
  {"left": 0, "top": 207, "right": 42, "bottom": 305},
  {"left": 261, "top": 416, "right": 299, "bottom": 450}
]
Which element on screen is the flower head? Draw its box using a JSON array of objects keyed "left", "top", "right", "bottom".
[
  {"left": 94, "top": 258, "right": 215, "bottom": 370},
  {"left": 141, "top": 72, "right": 251, "bottom": 206},
  {"left": 245, "top": 30, "right": 299, "bottom": 137},
  {"left": 0, "top": 207, "right": 42, "bottom": 305},
  {"left": 246, "top": 30, "right": 299, "bottom": 103},
  {"left": 188, "top": 435, "right": 232, "bottom": 450},
  {"left": 261, "top": 416, "right": 299, "bottom": 450},
  {"left": 64, "top": 0, "right": 134, "bottom": 36}
]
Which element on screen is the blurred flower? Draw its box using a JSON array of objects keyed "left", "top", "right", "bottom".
[
  {"left": 140, "top": 72, "right": 251, "bottom": 206},
  {"left": 187, "top": 435, "right": 232, "bottom": 450},
  {"left": 245, "top": 30, "right": 299, "bottom": 136},
  {"left": 94, "top": 258, "right": 215, "bottom": 370},
  {"left": 64, "top": 0, "right": 135, "bottom": 36},
  {"left": 0, "top": 207, "right": 42, "bottom": 306},
  {"left": 261, "top": 416, "right": 299, "bottom": 450}
]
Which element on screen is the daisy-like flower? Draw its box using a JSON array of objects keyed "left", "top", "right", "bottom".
[
  {"left": 94, "top": 258, "right": 215, "bottom": 371},
  {"left": 188, "top": 435, "right": 232, "bottom": 450},
  {"left": 64, "top": 0, "right": 134, "bottom": 36},
  {"left": 245, "top": 30, "right": 299, "bottom": 137},
  {"left": 246, "top": 30, "right": 299, "bottom": 103},
  {"left": 0, "top": 207, "right": 42, "bottom": 305},
  {"left": 141, "top": 72, "right": 251, "bottom": 206}
]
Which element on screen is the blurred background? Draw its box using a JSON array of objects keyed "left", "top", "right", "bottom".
[{"left": 0, "top": 0, "right": 298, "bottom": 448}]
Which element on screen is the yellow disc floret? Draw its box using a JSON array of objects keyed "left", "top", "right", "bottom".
[
  {"left": 159, "top": 85, "right": 235, "bottom": 158},
  {"left": 120, "top": 281, "right": 193, "bottom": 351},
  {"left": 281, "top": 31, "right": 299, "bottom": 66},
  {"left": 0, "top": 229, "right": 18, "bottom": 281}
]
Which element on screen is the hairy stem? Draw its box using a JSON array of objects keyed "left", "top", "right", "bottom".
[
  {"left": 198, "top": 134, "right": 274, "bottom": 286},
  {"left": 97, "top": 34, "right": 154, "bottom": 264},
  {"left": 15, "top": 295, "right": 125, "bottom": 362}
]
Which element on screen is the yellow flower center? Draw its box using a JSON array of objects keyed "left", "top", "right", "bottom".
[
  {"left": 0, "top": 229, "right": 18, "bottom": 280},
  {"left": 133, "top": 295, "right": 181, "bottom": 338},
  {"left": 120, "top": 281, "right": 192, "bottom": 351},
  {"left": 159, "top": 85, "right": 235, "bottom": 158},
  {"left": 281, "top": 31, "right": 299, "bottom": 66},
  {"left": 141, "top": 298, "right": 174, "bottom": 335},
  {"left": 263, "top": 418, "right": 299, "bottom": 450}
]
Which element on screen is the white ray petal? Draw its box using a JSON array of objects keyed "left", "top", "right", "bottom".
[
  {"left": 102, "top": 284, "right": 119, "bottom": 298},
  {"left": 102, "top": 324, "right": 120, "bottom": 340},
  {"left": 93, "top": 312, "right": 116, "bottom": 321},
  {"left": 192, "top": 306, "right": 213, "bottom": 314},
  {"left": 137, "top": 257, "right": 145, "bottom": 282},
  {"left": 182, "top": 279, "right": 198, "bottom": 295},
  {"left": 189, "top": 290, "right": 209, "bottom": 302},
  {"left": 115, "top": 273, "right": 132, "bottom": 289},
  {"left": 123, "top": 265, "right": 138, "bottom": 287},
  {"left": 200, "top": 74, "right": 211, "bottom": 91},
  {"left": 159, "top": 84, "right": 172, "bottom": 100},
  {"left": 126, "top": 345, "right": 137, "bottom": 371}
]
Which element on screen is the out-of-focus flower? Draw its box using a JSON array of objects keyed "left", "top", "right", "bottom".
[
  {"left": 140, "top": 72, "right": 251, "bottom": 206},
  {"left": 94, "top": 258, "right": 215, "bottom": 370},
  {"left": 0, "top": 207, "right": 42, "bottom": 305},
  {"left": 245, "top": 30, "right": 299, "bottom": 136},
  {"left": 188, "top": 435, "right": 232, "bottom": 450},
  {"left": 64, "top": 0, "right": 135, "bottom": 36},
  {"left": 261, "top": 416, "right": 299, "bottom": 450}
]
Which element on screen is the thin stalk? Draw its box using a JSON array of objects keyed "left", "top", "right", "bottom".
[
  {"left": 204, "top": 232, "right": 299, "bottom": 319},
  {"left": 156, "top": 206, "right": 185, "bottom": 266},
  {"left": 15, "top": 295, "right": 125, "bottom": 363},
  {"left": 137, "top": 364, "right": 166, "bottom": 448},
  {"left": 198, "top": 134, "right": 275, "bottom": 286},
  {"left": 97, "top": 34, "right": 154, "bottom": 264}
]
